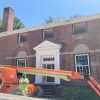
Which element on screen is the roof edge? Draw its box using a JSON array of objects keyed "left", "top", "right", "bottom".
[{"left": 0, "top": 13, "right": 100, "bottom": 37}]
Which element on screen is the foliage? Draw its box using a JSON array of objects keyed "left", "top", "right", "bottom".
[
  {"left": 70, "top": 15, "right": 82, "bottom": 19},
  {"left": 13, "top": 17, "right": 25, "bottom": 30},
  {"left": 61, "top": 86, "right": 100, "bottom": 100},
  {"left": 0, "top": 17, "right": 25, "bottom": 32},
  {"left": 44, "top": 16, "right": 55, "bottom": 23},
  {"left": 44, "top": 16, "right": 66, "bottom": 24}
]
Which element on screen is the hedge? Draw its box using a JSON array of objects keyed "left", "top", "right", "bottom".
[{"left": 61, "top": 86, "right": 100, "bottom": 100}]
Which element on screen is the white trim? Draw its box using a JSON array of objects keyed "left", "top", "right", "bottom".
[{"left": 34, "top": 40, "right": 61, "bottom": 51}]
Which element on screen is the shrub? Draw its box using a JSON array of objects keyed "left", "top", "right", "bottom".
[{"left": 61, "top": 86, "right": 100, "bottom": 100}]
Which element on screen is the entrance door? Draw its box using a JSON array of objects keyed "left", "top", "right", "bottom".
[{"left": 42, "top": 56, "right": 55, "bottom": 83}]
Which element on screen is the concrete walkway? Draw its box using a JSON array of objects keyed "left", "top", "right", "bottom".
[{"left": 0, "top": 93, "right": 56, "bottom": 100}]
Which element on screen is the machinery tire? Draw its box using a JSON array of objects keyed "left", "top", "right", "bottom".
[
  {"left": 12, "top": 89, "right": 23, "bottom": 96},
  {"left": 32, "top": 86, "right": 43, "bottom": 97}
]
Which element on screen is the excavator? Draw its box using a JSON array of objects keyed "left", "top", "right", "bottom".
[{"left": 0, "top": 65, "right": 100, "bottom": 97}]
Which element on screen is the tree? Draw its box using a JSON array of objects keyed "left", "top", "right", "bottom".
[
  {"left": 44, "top": 15, "right": 82, "bottom": 24},
  {"left": 13, "top": 17, "right": 25, "bottom": 30},
  {"left": 70, "top": 15, "right": 82, "bottom": 19},
  {"left": 44, "top": 16, "right": 66, "bottom": 24},
  {"left": 0, "top": 17, "right": 25, "bottom": 32},
  {"left": 44, "top": 16, "right": 55, "bottom": 23}
]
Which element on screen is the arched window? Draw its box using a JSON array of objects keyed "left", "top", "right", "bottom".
[
  {"left": 17, "top": 51, "right": 27, "bottom": 67},
  {"left": 74, "top": 44, "right": 90, "bottom": 74}
]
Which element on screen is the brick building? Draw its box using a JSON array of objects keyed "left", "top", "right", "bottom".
[{"left": 0, "top": 7, "right": 100, "bottom": 88}]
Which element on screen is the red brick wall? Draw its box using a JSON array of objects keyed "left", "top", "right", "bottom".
[{"left": 0, "top": 18, "right": 100, "bottom": 83}]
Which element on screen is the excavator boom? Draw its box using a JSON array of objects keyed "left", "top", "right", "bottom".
[{"left": 15, "top": 66, "right": 81, "bottom": 81}]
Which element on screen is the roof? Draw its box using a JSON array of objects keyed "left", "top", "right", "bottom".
[{"left": 0, "top": 13, "right": 100, "bottom": 37}]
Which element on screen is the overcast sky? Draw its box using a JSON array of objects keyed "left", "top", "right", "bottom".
[{"left": 0, "top": 0, "right": 100, "bottom": 27}]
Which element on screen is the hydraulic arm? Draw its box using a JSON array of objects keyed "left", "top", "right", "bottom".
[{"left": 16, "top": 66, "right": 81, "bottom": 81}]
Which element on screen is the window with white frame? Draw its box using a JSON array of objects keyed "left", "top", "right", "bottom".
[
  {"left": 17, "top": 59, "right": 26, "bottom": 67},
  {"left": 75, "top": 54, "right": 90, "bottom": 74}
]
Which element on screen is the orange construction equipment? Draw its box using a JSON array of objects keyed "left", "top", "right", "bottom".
[
  {"left": 0, "top": 65, "right": 99, "bottom": 96},
  {"left": 87, "top": 76, "right": 100, "bottom": 96},
  {"left": 0, "top": 66, "right": 36, "bottom": 96},
  {"left": 15, "top": 66, "right": 81, "bottom": 81}
]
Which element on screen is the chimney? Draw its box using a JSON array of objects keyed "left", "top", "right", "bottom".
[{"left": 2, "top": 7, "right": 14, "bottom": 32}]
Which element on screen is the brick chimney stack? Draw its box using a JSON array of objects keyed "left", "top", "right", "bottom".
[{"left": 2, "top": 7, "right": 14, "bottom": 32}]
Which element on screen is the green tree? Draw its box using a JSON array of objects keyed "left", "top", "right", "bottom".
[
  {"left": 0, "top": 17, "right": 25, "bottom": 32},
  {"left": 13, "top": 17, "right": 25, "bottom": 30}
]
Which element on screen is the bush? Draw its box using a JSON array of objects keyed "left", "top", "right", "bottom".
[{"left": 61, "top": 86, "right": 100, "bottom": 100}]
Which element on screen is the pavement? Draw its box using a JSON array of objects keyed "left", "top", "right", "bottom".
[{"left": 0, "top": 93, "right": 57, "bottom": 100}]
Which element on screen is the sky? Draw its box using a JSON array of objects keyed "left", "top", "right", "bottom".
[{"left": 0, "top": 0, "right": 100, "bottom": 27}]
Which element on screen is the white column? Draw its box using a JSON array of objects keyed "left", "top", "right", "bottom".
[
  {"left": 35, "top": 53, "right": 42, "bottom": 83},
  {"left": 54, "top": 50, "right": 60, "bottom": 84}
]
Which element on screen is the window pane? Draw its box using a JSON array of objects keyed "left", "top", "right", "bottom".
[
  {"left": 47, "top": 64, "right": 52, "bottom": 69},
  {"left": 77, "top": 67, "right": 80, "bottom": 72},
  {"left": 47, "top": 76, "right": 54, "bottom": 82},
  {"left": 43, "top": 64, "right": 46, "bottom": 69},
  {"left": 19, "top": 34, "right": 27, "bottom": 43},
  {"left": 73, "top": 22, "right": 87, "bottom": 34},
  {"left": 86, "top": 66, "right": 89, "bottom": 74},
  {"left": 43, "top": 28, "right": 54, "bottom": 39},
  {"left": 52, "top": 64, "right": 54, "bottom": 69},
  {"left": 80, "top": 67, "right": 82, "bottom": 73},
  {"left": 83, "top": 66, "right": 86, "bottom": 74},
  {"left": 17, "top": 59, "right": 26, "bottom": 67}
]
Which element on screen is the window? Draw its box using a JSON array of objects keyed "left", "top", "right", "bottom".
[
  {"left": 42, "top": 64, "right": 55, "bottom": 82},
  {"left": 73, "top": 22, "right": 87, "bottom": 34},
  {"left": 17, "top": 59, "right": 26, "bottom": 67},
  {"left": 42, "top": 56, "right": 55, "bottom": 83},
  {"left": 19, "top": 34, "right": 27, "bottom": 43},
  {"left": 75, "top": 54, "right": 90, "bottom": 74},
  {"left": 43, "top": 28, "right": 54, "bottom": 39}
]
